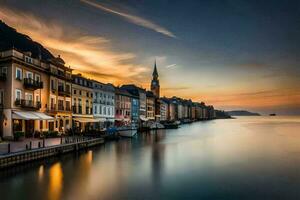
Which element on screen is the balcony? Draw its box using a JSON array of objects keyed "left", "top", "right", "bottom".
[
  {"left": 15, "top": 99, "right": 41, "bottom": 110},
  {"left": 23, "top": 78, "right": 43, "bottom": 90},
  {"left": 58, "top": 86, "right": 71, "bottom": 97},
  {"left": 0, "top": 73, "right": 6, "bottom": 81}
]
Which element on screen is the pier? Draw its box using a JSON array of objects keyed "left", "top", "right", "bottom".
[{"left": 0, "top": 138, "right": 104, "bottom": 169}]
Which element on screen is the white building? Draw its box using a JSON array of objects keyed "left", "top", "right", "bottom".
[{"left": 92, "top": 81, "right": 115, "bottom": 129}]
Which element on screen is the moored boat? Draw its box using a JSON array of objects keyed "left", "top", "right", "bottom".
[{"left": 117, "top": 126, "right": 138, "bottom": 138}]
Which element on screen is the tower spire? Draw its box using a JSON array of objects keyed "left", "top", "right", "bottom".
[{"left": 153, "top": 59, "right": 158, "bottom": 78}]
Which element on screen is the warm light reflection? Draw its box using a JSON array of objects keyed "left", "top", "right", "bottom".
[
  {"left": 48, "top": 162, "right": 63, "bottom": 200},
  {"left": 38, "top": 165, "right": 44, "bottom": 182}
]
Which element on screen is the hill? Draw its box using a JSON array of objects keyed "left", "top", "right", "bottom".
[
  {"left": 226, "top": 110, "right": 261, "bottom": 116},
  {"left": 0, "top": 20, "right": 54, "bottom": 60}
]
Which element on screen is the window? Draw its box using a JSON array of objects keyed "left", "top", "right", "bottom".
[
  {"left": 35, "top": 94, "right": 40, "bottom": 103},
  {"left": 74, "top": 89, "right": 77, "bottom": 95},
  {"left": 1, "top": 67, "right": 7, "bottom": 75},
  {"left": 16, "top": 67, "right": 22, "bottom": 80},
  {"left": 51, "top": 79, "right": 56, "bottom": 90},
  {"left": 35, "top": 74, "right": 41, "bottom": 82},
  {"left": 26, "top": 71, "right": 33, "bottom": 79},
  {"left": 66, "top": 84, "right": 70, "bottom": 93},
  {"left": 15, "top": 89, "right": 22, "bottom": 100},
  {"left": 25, "top": 92, "right": 33, "bottom": 101},
  {"left": 25, "top": 56, "right": 33, "bottom": 64},
  {"left": 79, "top": 90, "right": 82, "bottom": 95}
]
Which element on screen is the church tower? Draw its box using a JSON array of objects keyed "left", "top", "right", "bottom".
[{"left": 151, "top": 60, "right": 160, "bottom": 98}]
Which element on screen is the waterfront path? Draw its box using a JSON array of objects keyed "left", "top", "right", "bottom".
[{"left": 0, "top": 137, "right": 92, "bottom": 155}]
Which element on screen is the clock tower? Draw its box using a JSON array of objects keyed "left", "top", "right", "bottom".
[{"left": 151, "top": 60, "right": 160, "bottom": 98}]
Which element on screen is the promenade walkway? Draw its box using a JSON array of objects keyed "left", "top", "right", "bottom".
[{"left": 0, "top": 137, "right": 90, "bottom": 155}]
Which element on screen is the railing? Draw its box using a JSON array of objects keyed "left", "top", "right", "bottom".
[
  {"left": 15, "top": 99, "right": 41, "bottom": 109},
  {"left": 23, "top": 78, "right": 43, "bottom": 90},
  {"left": 0, "top": 73, "right": 6, "bottom": 81}
]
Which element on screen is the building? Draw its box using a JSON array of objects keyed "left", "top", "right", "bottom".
[
  {"left": 146, "top": 91, "right": 155, "bottom": 121},
  {"left": 92, "top": 81, "right": 115, "bottom": 129},
  {"left": 159, "top": 98, "right": 169, "bottom": 121},
  {"left": 48, "top": 55, "right": 73, "bottom": 134},
  {"left": 0, "top": 48, "right": 54, "bottom": 139},
  {"left": 115, "top": 88, "right": 132, "bottom": 126},
  {"left": 72, "top": 74, "right": 93, "bottom": 133},
  {"left": 150, "top": 60, "right": 160, "bottom": 98},
  {"left": 121, "top": 84, "right": 146, "bottom": 122}
]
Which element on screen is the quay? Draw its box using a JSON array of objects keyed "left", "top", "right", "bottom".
[{"left": 0, "top": 137, "right": 104, "bottom": 169}]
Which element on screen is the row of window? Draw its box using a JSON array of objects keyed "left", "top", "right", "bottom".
[
  {"left": 16, "top": 67, "right": 41, "bottom": 82},
  {"left": 15, "top": 89, "right": 40, "bottom": 102},
  {"left": 93, "top": 105, "right": 114, "bottom": 116},
  {"left": 94, "top": 92, "right": 114, "bottom": 99},
  {"left": 73, "top": 89, "right": 93, "bottom": 97}
]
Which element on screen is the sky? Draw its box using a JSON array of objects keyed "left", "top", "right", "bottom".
[{"left": 0, "top": 0, "right": 299, "bottom": 115}]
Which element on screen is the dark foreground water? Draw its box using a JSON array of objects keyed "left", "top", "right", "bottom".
[{"left": 1, "top": 116, "right": 300, "bottom": 200}]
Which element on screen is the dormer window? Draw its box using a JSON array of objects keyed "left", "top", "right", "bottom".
[{"left": 25, "top": 56, "right": 33, "bottom": 64}]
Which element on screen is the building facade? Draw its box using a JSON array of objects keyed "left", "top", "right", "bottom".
[
  {"left": 47, "top": 56, "right": 73, "bottom": 134},
  {"left": 92, "top": 81, "right": 115, "bottom": 129},
  {"left": 115, "top": 88, "right": 132, "bottom": 126},
  {"left": 0, "top": 49, "right": 54, "bottom": 139},
  {"left": 72, "top": 74, "right": 93, "bottom": 133},
  {"left": 146, "top": 91, "right": 155, "bottom": 121}
]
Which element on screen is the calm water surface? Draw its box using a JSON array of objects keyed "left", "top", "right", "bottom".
[{"left": 1, "top": 116, "right": 300, "bottom": 200}]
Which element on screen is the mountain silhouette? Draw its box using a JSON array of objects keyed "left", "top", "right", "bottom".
[{"left": 0, "top": 20, "right": 54, "bottom": 60}]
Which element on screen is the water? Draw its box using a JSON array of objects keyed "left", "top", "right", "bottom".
[{"left": 1, "top": 116, "right": 300, "bottom": 200}]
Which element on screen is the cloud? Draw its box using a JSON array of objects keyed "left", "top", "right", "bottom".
[
  {"left": 165, "top": 64, "right": 176, "bottom": 68},
  {"left": 0, "top": 6, "right": 149, "bottom": 85},
  {"left": 162, "top": 86, "right": 190, "bottom": 91},
  {"left": 80, "top": 0, "right": 176, "bottom": 38}
]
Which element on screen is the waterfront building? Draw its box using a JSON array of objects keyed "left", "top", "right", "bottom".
[
  {"left": 72, "top": 74, "right": 93, "bottom": 132},
  {"left": 195, "top": 103, "right": 203, "bottom": 120},
  {"left": 182, "top": 100, "right": 189, "bottom": 119},
  {"left": 168, "top": 98, "right": 178, "bottom": 121},
  {"left": 115, "top": 88, "right": 132, "bottom": 126},
  {"left": 121, "top": 84, "right": 146, "bottom": 122},
  {"left": 92, "top": 81, "right": 115, "bottom": 129},
  {"left": 146, "top": 91, "right": 155, "bottom": 121},
  {"left": 159, "top": 98, "right": 169, "bottom": 121},
  {"left": 0, "top": 48, "right": 55, "bottom": 139},
  {"left": 48, "top": 55, "right": 73, "bottom": 133}
]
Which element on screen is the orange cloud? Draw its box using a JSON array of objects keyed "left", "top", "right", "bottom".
[{"left": 0, "top": 6, "right": 149, "bottom": 85}]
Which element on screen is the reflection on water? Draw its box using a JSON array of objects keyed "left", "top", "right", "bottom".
[
  {"left": 48, "top": 163, "right": 63, "bottom": 200},
  {"left": 1, "top": 116, "right": 300, "bottom": 199}
]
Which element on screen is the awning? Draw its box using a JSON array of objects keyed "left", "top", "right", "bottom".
[
  {"left": 13, "top": 111, "right": 54, "bottom": 120},
  {"left": 73, "top": 118, "right": 102, "bottom": 123},
  {"left": 34, "top": 112, "right": 54, "bottom": 120}
]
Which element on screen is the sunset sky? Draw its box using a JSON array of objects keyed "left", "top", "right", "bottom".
[{"left": 0, "top": 0, "right": 299, "bottom": 115}]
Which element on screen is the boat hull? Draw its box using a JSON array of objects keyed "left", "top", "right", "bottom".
[{"left": 118, "top": 129, "right": 137, "bottom": 137}]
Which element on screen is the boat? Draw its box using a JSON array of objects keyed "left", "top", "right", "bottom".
[
  {"left": 269, "top": 113, "right": 276, "bottom": 116},
  {"left": 117, "top": 126, "right": 138, "bottom": 138},
  {"left": 164, "top": 123, "right": 178, "bottom": 129},
  {"left": 149, "top": 122, "right": 165, "bottom": 129}
]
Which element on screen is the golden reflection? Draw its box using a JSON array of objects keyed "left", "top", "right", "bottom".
[
  {"left": 48, "top": 162, "right": 63, "bottom": 200},
  {"left": 38, "top": 165, "right": 44, "bottom": 182}
]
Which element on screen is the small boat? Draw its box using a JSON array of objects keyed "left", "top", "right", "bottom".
[
  {"left": 269, "top": 113, "right": 276, "bottom": 116},
  {"left": 117, "top": 126, "right": 138, "bottom": 138},
  {"left": 164, "top": 123, "right": 178, "bottom": 129},
  {"left": 150, "top": 122, "right": 165, "bottom": 129}
]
